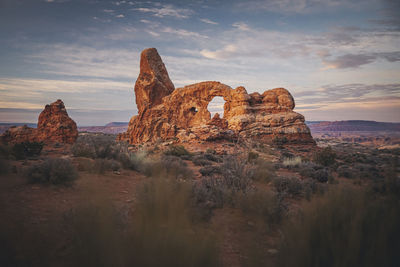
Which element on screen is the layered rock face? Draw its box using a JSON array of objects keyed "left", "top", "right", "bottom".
[
  {"left": 118, "top": 48, "right": 314, "bottom": 144},
  {"left": 1, "top": 100, "right": 78, "bottom": 144}
]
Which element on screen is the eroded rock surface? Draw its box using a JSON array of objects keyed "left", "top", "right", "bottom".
[
  {"left": 118, "top": 48, "right": 314, "bottom": 144},
  {"left": 1, "top": 100, "right": 78, "bottom": 144}
]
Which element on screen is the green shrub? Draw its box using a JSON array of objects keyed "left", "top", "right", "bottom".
[
  {"left": 163, "top": 145, "right": 192, "bottom": 158},
  {"left": 313, "top": 146, "right": 336, "bottom": 166},
  {"left": 25, "top": 158, "right": 78, "bottom": 185},
  {"left": 278, "top": 188, "right": 400, "bottom": 267},
  {"left": 12, "top": 142, "right": 43, "bottom": 160},
  {"left": 199, "top": 165, "right": 221, "bottom": 176},
  {"left": 192, "top": 155, "right": 212, "bottom": 166},
  {"left": 273, "top": 176, "right": 303, "bottom": 197},
  {"left": 247, "top": 151, "right": 259, "bottom": 162},
  {"left": 71, "top": 142, "right": 96, "bottom": 158}
]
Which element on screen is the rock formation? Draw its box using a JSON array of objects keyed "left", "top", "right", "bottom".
[
  {"left": 1, "top": 99, "right": 78, "bottom": 144},
  {"left": 118, "top": 48, "right": 314, "bottom": 144}
]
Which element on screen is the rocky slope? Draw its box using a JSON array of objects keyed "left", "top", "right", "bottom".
[
  {"left": 1, "top": 100, "right": 78, "bottom": 144},
  {"left": 118, "top": 48, "right": 314, "bottom": 144}
]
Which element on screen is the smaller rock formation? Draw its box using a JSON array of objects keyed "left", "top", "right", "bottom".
[{"left": 1, "top": 99, "right": 78, "bottom": 144}]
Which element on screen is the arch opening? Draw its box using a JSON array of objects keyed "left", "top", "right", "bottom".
[{"left": 207, "top": 96, "right": 225, "bottom": 118}]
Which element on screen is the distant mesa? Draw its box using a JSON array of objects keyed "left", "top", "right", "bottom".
[
  {"left": 307, "top": 120, "right": 400, "bottom": 132},
  {"left": 118, "top": 48, "right": 314, "bottom": 144},
  {"left": 1, "top": 99, "right": 78, "bottom": 144}
]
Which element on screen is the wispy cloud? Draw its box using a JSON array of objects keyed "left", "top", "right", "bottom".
[
  {"left": 116, "top": 14, "right": 125, "bottom": 18},
  {"left": 161, "top": 27, "right": 208, "bottom": 39},
  {"left": 320, "top": 52, "right": 400, "bottom": 69},
  {"left": 200, "top": 18, "right": 218, "bottom": 25},
  {"left": 132, "top": 4, "right": 193, "bottom": 19},
  {"left": 27, "top": 44, "right": 139, "bottom": 79},
  {"left": 237, "top": 0, "right": 360, "bottom": 14}
]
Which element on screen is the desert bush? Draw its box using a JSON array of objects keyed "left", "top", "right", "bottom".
[
  {"left": 299, "top": 162, "right": 331, "bottom": 183},
  {"left": 273, "top": 176, "right": 304, "bottom": 197},
  {"left": 239, "top": 189, "right": 286, "bottom": 225},
  {"left": 71, "top": 142, "right": 96, "bottom": 158},
  {"left": 203, "top": 152, "right": 222, "bottom": 162},
  {"left": 205, "top": 148, "right": 216, "bottom": 154},
  {"left": 247, "top": 151, "right": 259, "bottom": 162},
  {"left": 313, "top": 146, "right": 336, "bottom": 166},
  {"left": 278, "top": 188, "right": 400, "bottom": 267},
  {"left": 337, "top": 165, "right": 354, "bottom": 178},
  {"left": 192, "top": 154, "right": 212, "bottom": 166},
  {"left": 25, "top": 158, "right": 78, "bottom": 185},
  {"left": 164, "top": 145, "right": 192, "bottom": 158},
  {"left": 0, "top": 157, "right": 10, "bottom": 176},
  {"left": 93, "top": 158, "right": 121, "bottom": 174},
  {"left": 251, "top": 158, "right": 275, "bottom": 183},
  {"left": 0, "top": 144, "right": 12, "bottom": 159},
  {"left": 194, "top": 155, "right": 255, "bottom": 210},
  {"left": 12, "top": 142, "right": 43, "bottom": 160},
  {"left": 72, "top": 134, "right": 130, "bottom": 160},
  {"left": 160, "top": 155, "right": 194, "bottom": 180},
  {"left": 75, "top": 157, "right": 94, "bottom": 172},
  {"left": 199, "top": 165, "right": 222, "bottom": 176}
]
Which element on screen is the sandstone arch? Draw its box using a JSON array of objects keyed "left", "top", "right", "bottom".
[{"left": 118, "top": 48, "right": 314, "bottom": 144}]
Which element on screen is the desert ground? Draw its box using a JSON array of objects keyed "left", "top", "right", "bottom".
[{"left": 1, "top": 132, "right": 399, "bottom": 267}]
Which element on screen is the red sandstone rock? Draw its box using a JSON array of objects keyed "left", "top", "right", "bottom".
[
  {"left": 118, "top": 48, "right": 314, "bottom": 144},
  {"left": 1, "top": 100, "right": 78, "bottom": 144},
  {"left": 36, "top": 99, "right": 78, "bottom": 144},
  {"left": 134, "top": 48, "right": 175, "bottom": 114}
]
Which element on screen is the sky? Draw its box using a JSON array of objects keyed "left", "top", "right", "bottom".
[{"left": 0, "top": 0, "right": 399, "bottom": 125}]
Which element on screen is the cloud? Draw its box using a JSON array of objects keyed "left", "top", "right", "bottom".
[
  {"left": 320, "top": 52, "right": 400, "bottom": 69},
  {"left": 27, "top": 44, "right": 139, "bottom": 79},
  {"left": 200, "top": 45, "right": 239, "bottom": 59},
  {"left": 103, "top": 9, "right": 114, "bottom": 13},
  {"left": 294, "top": 83, "right": 400, "bottom": 104},
  {"left": 161, "top": 27, "right": 208, "bottom": 39},
  {"left": 293, "top": 83, "right": 400, "bottom": 122},
  {"left": 200, "top": 18, "right": 218, "bottom": 25},
  {"left": 116, "top": 14, "right": 125, "bottom": 18},
  {"left": 236, "top": 0, "right": 359, "bottom": 14},
  {"left": 232, "top": 22, "right": 251, "bottom": 31},
  {"left": 132, "top": 4, "right": 193, "bottom": 19}
]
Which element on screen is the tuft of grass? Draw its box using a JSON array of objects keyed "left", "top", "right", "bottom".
[
  {"left": 127, "top": 177, "right": 220, "bottom": 266},
  {"left": 282, "top": 156, "right": 302, "bottom": 168}
]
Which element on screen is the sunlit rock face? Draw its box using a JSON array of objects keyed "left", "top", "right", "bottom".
[
  {"left": 118, "top": 48, "right": 314, "bottom": 144},
  {"left": 1, "top": 100, "right": 78, "bottom": 144}
]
